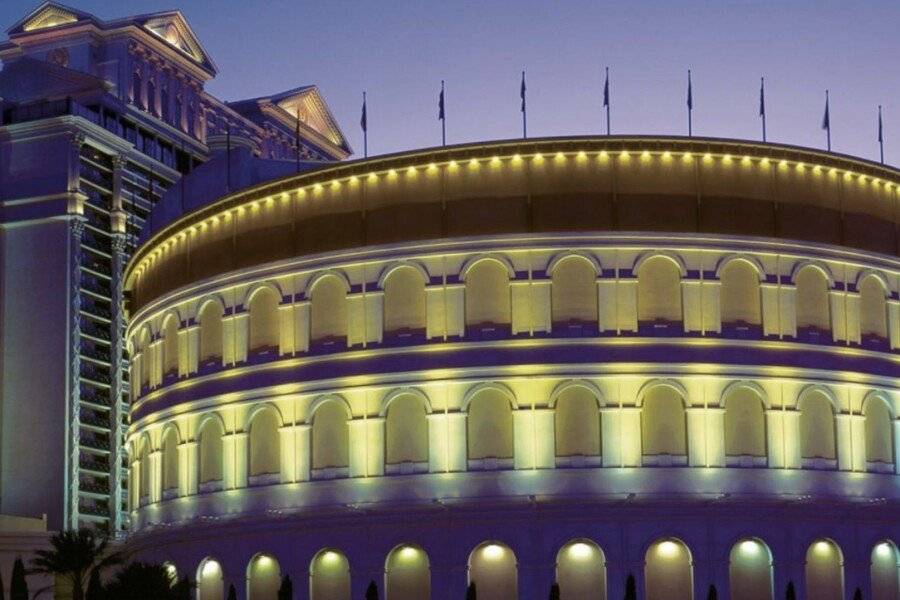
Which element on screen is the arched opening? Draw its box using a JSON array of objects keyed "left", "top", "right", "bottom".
[
  {"left": 724, "top": 386, "right": 767, "bottom": 463},
  {"left": 196, "top": 557, "right": 224, "bottom": 600},
  {"left": 138, "top": 328, "right": 151, "bottom": 389},
  {"left": 249, "top": 408, "right": 281, "bottom": 483},
  {"left": 311, "top": 400, "right": 349, "bottom": 475},
  {"left": 138, "top": 437, "right": 151, "bottom": 504},
  {"left": 162, "top": 315, "right": 179, "bottom": 379},
  {"left": 799, "top": 391, "right": 836, "bottom": 465},
  {"left": 383, "top": 266, "right": 427, "bottom": 340},
  {"left": 468, "top": 542, "right": 517, "bottom": 600},
  {"left": 385, "top": 544, "right": 430, "bottom": 600},
  {"left": 464, "top": 259, "right": 511, "bottom": 335},
  {"left": 161, "top": 427, "right": 179, "bottom": 497},
  {"left": 199, "top": 301, "right": 224, "bottom": 366},
  {"left": 870, "top": 541, "right": 899, "bottom": 600},
  {"left": 728, "top": 538, "right": 774, "bottom": 600},
  {"left": 248, "top": 287, "right": 280, "bottom": 356},
  {"left": 644, "top": 538, "right": 693, "bottom": 600},
  {"left": 310, "top": 275, "right": 348, "bottom": 346},
  {"left": 551, "top": 256, "right": 598, "bottom": 334},
  {"left": 864, "top": 396, "right": 894, "bottom": 468},
  {"left": 310, "top": 549, "right": 350, "bottom": 600},
  {"left": 555, "top": 539, "right": 606, "bottom": 600},
  {"left": 641, "top": 385, "right": 687, "bottom": 464},
  {"left": 247, "top": 553, "right": 280, "bottom": 600},
  {"left": 554, "top": 385, "right": 601, "bottom": 465},
  {"left": 466, "top": 388, "right": 514, "bottom": 468},
  {"left": 859, "top": 275, "right": 889, "bottom": 344},
  {"left": 198, "top": 418, "right": 224, "bottom": 488},
  {"left": 385, "top": 394, "right": 429, "bottom": 472},
  {"left": 637, "top": 256, "right": 683, "bottom": 328},
  {"left": 805, "top": 539, "right": 844, "bottom": 600},
  {"left": 795, "top": 266, "right": 831, "bottom": 339},
  {"left": 720, "top": 260, "right": 762, "bottom": 335}
]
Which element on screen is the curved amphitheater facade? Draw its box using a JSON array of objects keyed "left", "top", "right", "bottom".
[{"left": 123, "top": 137, "right": 900, "bottom": 600}]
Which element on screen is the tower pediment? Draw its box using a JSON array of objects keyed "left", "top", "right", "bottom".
[
  {"left": 137, "top": 12, "right": 216, "bottom": 74},
  {"left": 8, "top": 2, "right": 93, "bottom": 35}
]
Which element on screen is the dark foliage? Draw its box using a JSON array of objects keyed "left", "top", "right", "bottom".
[
  {"left": 624, "top": 574, "right": 637, "bottom": 600},
  {"left": 365, "top": 580, "right": 379, "bottom": 600},
  {"left": 466, "top": 581, "right": 477, "bottom": 600},
  {"left": 277, "top": 574, "right": 294, "bottom": 600},
  {"left": 548, "top": 581, "right": 560, "bottom": 600},
  {"left": 10, "top": 557, "right": 27, "bottom": 600}
]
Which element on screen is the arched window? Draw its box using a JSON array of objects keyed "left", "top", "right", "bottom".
[
  {"left": 199, "top": 301, "right": 224, "bottom": 364},
  {"left": 795, "top": 265, "right": 831, "bottom": 335},
  {"left": 311, "top": 400, "right": 349, "bottom": 472},
  {"left": 247, "top": 553, "right": 280, "bottom": 600},
  {"left": 249, "top": 408, "right": 281, "bottom": 480},
  {"left": 870, "top": 541, "right": 899, "bottom": 600},
  {"left": 723, "top": 386, "right": 766, "bottom": 460},
  {"left": 720, "top": 260, "right": 761, "bottom": 330},
  {"left": 468, "top": 542, "right": 517, "bottom": 600},
  {"left": 467, "top": 389, "right": 513, "bottom": 464},
  {"left": 641, "top": 385, "right": 687, "bottom": 461},
  {"left": 805, "top": 539, "right": 844, "bottom": 600},
  {"left": 196, "top": 558, "right": 224, "bottom": 600},
  {"left": 385, "top": 394, "right": 429, "bottom": 469},
  {"left": 859, "top": 275, "right": 889, "bottom": 341},
  {"left": 637, "top": 256, "right": 682, "bottom": 324},
  {"left": 799, "top": 391, "right": 836, "bottom": 462},
  {"left": 198, "top": 418, "right": 224, "bottom": 486},
  {"left": 554, "top": 385, "right": 601, "bottom": 461},
  {"left": 556, "top": 539, "right": 606, "bottom": 600},
  {"left": 162, "top": 315, "right": 179, "bottom": 378},
  {"left": 161, "top": 427, "right": 179, "bottom": 495},
  {"left": 464, "top": 259, "right": 511, "bottom": 329},
  {"left": 310, "top": 276, "right": 348, "bottom": 344},
  {"left": 383, "top": 266, "right": 427, "bottom": 337},
  {"left": 248, "top": 287, "right": 280, "bottom": 354},
  {"left": 864, "top": 396, "right": 894, "bottom": 467},
  {"left": 551, "top": 256, "right": 598, "bottom": 331},
  {"left": 385, "top": 544, "right": 430, "bottom": 600},
  {"left": 644, "top": 538, "right": 693, "bottom": 600},
  {"left": 310, "top": 549, "right": 350, "bottom": 600},
  {"left": 728, "top": 538, "right": 774, "bottom": 600}
]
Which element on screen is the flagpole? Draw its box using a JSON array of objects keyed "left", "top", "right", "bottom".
[
  {"left": 687, "top": 69, "right": 693, "bottom": 137},
  {"left": 604, "top": 66, "right": 610, "bottom": 135},
  {"left": 878, "top": 105, "right": 884, "bottom": 164},
  {"left": 521, "top": 70, "right": 527, "bottom": 139},
  {"left": 441, "top": 80, "right": 446, "bottom": 147},
  {"left": 760, "top": 77, "right": 767, "bottom": 142}
]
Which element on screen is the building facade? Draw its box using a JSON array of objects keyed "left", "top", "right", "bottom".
[
  {"left": 0, "top": 1, "right": 349, "bottom": 535},
  {"left": 124, "top": 137, "right": 900, "bottom": 599}
]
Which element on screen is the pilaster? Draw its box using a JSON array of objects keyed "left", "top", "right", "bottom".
[
  {"left": 348, "top": 417, "right": 384, "bottom": 478},
  {"left": 444, "top": 284, "right": 465, "bottom": 338},
  {"left": 223, "top": 431, "right": 249, "bottom": 489},
  {"left": 686, "top": 406, "right": 725, "bottom": 467},
  {"left": 427, "top": 412, "right": 467, "bottom": 472},
  {"left": 829, "top": 289, "right": 847, "bottom": 342},
  {"left": 760, "top": 282, "right": 781, "bottom": 337},
  {"left": 185, "top": 324, "right": 199, "bottom": 374},
  {"left": 365, "top": 290, "right": 384, "bottom": 344},
  {"left": 600, "top": 407, "right": 641, "bottom": 467},
  {"left": 294, "top": 300, "right": 310, "bottom": 353},
  {"left": 231, "top": 311, "right": 249, "bottom": 364},
  {"left": 178, "top": 440, "right": 198, "bottom": 496},
  {"left": 512, "top": 408, "right": 554, "bottom": 470},
  {"left": 834, "top": 413, "right": 854, "bottom": 472},
  {"left": 148, "top": 450, "right": 162, "bottom": 504},
  {"left": 888, "top": 298, "right": 900, "bottom": 350},
  {"left": 425, "top": 285, "right": 447, "bottom": 339},
  {"left": 346, "top": 293, "right": 367, "bottom": 347}
]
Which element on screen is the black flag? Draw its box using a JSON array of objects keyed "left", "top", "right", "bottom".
[
  {"left": 878, "top": 105, "right": 884, "bottom": 164},
  {"left": 759, "top": 76, "right": 767, "bottom": 141},
  {"left": 686, "top": 69, "right": 693, "bottom": 136},
  {"left": 438, "top": 80, "right": 446, "bottom": 146},
  {"left": 520, "top": 70, "right": 527, "bottom": 113},
  {"left": 603, "top": 66, "right": 610, "bottom": 135},
  {"left": 821, "top": 90, "right": 831, "bottom": 151},
  {"left": 360, "top": 91, "right": 368, "bottom": 157}
]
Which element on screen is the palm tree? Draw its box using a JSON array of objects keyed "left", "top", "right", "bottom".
[
  {"left": 103, "top": 563, "right": 179, "bottom": 600},
  {"left": 30, "top": 528, "right": 121, "bottom": 600},
  {"left": 365, "top": 580, "right": 379, "bottom": 600},
  {"left": 226, "top": 583, "right": 237, "bottom": 600},
  {"left": 277, "top": 574, "right": 293, "bottom": 600}
]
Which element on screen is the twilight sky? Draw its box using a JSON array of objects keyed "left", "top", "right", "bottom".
[{"left": 3, "top": 1, "right": 900, "bottom": 163}]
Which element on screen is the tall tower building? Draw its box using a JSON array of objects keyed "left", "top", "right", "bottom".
[{"left": 0, "top": 1, "right": 349, "bottom": 533}]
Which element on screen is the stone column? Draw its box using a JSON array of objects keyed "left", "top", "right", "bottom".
[
  {"left": 687, "top": 407, "right": 725, "bottom": 467},
  {"left": 760, "top": 281, "right": 781, "bottom": 337},
  {"left": 179, "top": 440, "right": 198, "bottom": 496},
  {"left": 364, "top": 290, "right": 384, "bottom": 345},
  {"left": 185, "top": 323, "right": 200, "bottom": 374},
  {"left": 294, "top": 300, "right": 310, "bottom": 353},
  {"left": 223, "top": 431, "right": 248, "bottom": 489},
  {"left": 149, "top": 450, "right": 162, "bottom": 504},
  {"left": 444, "top": 284, "right": 465, "bottom": 338},
  {"left": 601, "top": 406, "right": 642, "bottom": 467},
  {"left": 427, "top": 412, "right": 467, "bottom": 473},
  {"left": 835, "top": 413, "right": 854, "bottom": 472},
  {"left": 231, "top": 310, "right": 249, "bottom": 364}
]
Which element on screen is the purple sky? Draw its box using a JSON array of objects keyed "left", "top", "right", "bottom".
[{"left": 4, "top": 1, "right": 900, "bottom": 163}]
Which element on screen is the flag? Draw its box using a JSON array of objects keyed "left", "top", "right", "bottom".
[
  {"left": 520, "top": 71, "right": 526, "bottom": 113},
  {"left": 603, "top": 67, "right": 609, "bottom": 107},
  {"left": 687, "top": 70, "right": 693, "bottom": 110},
  {"left": 759, "top": 78, "right": 765, "bottom": 117},
  {"left": 438, "top": 81, "right": 445, "bottom": 121},
  {"left": 878, "top": 105, "right": 883, "bottom": 143},
  {"left": 821, "top": 94, "right": 830, "bottom": 131},
  {"left": 360, "top": 93, "right": 367, "bottom": 132}
]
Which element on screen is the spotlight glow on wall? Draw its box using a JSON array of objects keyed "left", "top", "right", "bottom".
[{"left": 483, "top": 544, "right": 504, "bottom": 560}]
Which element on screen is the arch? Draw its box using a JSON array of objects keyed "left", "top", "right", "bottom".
[
  {"left": 249, "top": 406, "right": 281, "bottom": 479},
  {"left": 462, "top": 382, "right": 519, "bottom": 412},
  {"left": 633, "top": 251, "right": 688, "bottom": 277},
  {"left": 636, "top": 379, "right": 690, "bottom": 408},
  {"left": 197, "top": 415, "right": 225, "bottom": 484},
  {"left": 309, "top": 273, "right": 348, "bottom": 343},
  {"left": 555, "top": 539, "right": 607, "bottom": 600},
  {"left": 160, "top": 424, "right": 180, "bottom": 494},
  {"left": 243, "top": 281, "right": 285, "bottom": 307},
  {"left": 728, "top": 538, "right": 774, "bottom": 600},
  {"left": 385, "top": 392, "right": 429, "bottom": 466},
  {"left": 723, "top": 384, "right": 767, "bottom": 458},
  {"left": 161, "top": 313, "right": 179, "bottom": 377},
  {"left": 554, "top": 384, "right": 602, "bottom": 458},
  {"left": 644, "top": 538, "right": 693, "bottom": 600},
  {"left": 196, "top": 557, "right": 224, "bottom": 600},
  {"left": 636, "top": 254, "right": 683, "bottom": 323},
  {"left": 550, "top": 253, "right": 599, "bottom": 327},
  {"left": 382, "top": 264, "right": 427, "bottom": 335},
  {"left": 719, "top": 258, "right": 762, "bottom": 327},
  {"left": 863, "top": 393, "right": 894, "bottom": 466},
  {"left": 306, "top": 269, "right": 352, "bottom": 295},
  {"left": 464, "top": 257, "right": 511, "bottom": 327},
  {"left": 641, "top": 383, "right": 687, "bottom": 458},
  {"left": 377, "top": 261, "right": 431, "bottom": 290},
  {"left": 385, "top": 544, "right": 430, "bottom": 600},
  {"left": 468, "top": 541, "right": 517, "bottom": 600},
  {"left": 466, "top": 386, "right": 515, "bottom": 461},
  {"left": 310, "top": 548, "right": 351, "bottom": 600},
  {"left": 798, "top": 388, "right": 837, "bottom": 461},
  {"left": 198, "top": 298, "right": 225, "bottom": 364},
  {"left": 805, "top": 538, "right": 844, "bottom": 600},
  {"left": 714, "top": 254, "right": 766, "bottom": 281},
  {"left": 870, "top": 540, "right": 900, "bottom": 600},
  {"left": 794, "top": 263, "right": 832, "bottom": 332},
  {"left": 459, "top": 254, "right": 516, "bottom": 280},
  {"left": 859, "top": 273, "right": 889, "bottom": 339},
  {"left": 311, "top": 397, "right": 350, "bottom": 471},
  {"left": 380, "top": 388, "right": 434, "bottom": 417},
  {"left": 246, "top": 552, "right": 281, "bottom": 600},
  {"left": 247, "top": 285, "right": 280, "bottom": 353}
]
